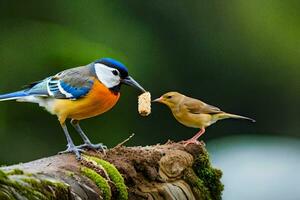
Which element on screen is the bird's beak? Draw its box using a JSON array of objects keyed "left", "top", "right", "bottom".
[
  {"left": 122, "top": 76, "right": 146, "bottom": 93},
  {"left": 152, "top": 97, "right": 163, "bottom": 103}
]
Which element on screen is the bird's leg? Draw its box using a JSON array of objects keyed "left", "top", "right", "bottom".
[
  {"left": 71, "top": 119, "right": 107, "bottom": 151},
  {"left": 58, "top": 122, "right": 83, "bottom": 160},
  {"left": 183, "top": 128, "right": 206, "bottom": 146}
]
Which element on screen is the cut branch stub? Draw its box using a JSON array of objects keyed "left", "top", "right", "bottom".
[{"left": 159, "top": 149, "right": 194, "bottom": 180}]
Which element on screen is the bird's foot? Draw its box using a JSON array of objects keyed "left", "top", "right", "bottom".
[
  {"left": 77, "top": 142, "right": 107, "bottom": 152},
  {"left": 59, "top": 145, "right": 85, "bottom": 160},
  {"left": 183, "top": 139, "right": 201, "bottom": 147}
]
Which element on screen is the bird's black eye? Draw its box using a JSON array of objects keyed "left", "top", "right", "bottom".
[
  {"left": 167, "top": 95, "right": 172, "bottom": 99},
  {"left": 112, "top": 70, "right": 119, "bottom": 76}
]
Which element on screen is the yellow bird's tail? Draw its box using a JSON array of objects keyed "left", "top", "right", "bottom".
[{"left": 214, "top": 112, "right": 256, "bottom": 122}]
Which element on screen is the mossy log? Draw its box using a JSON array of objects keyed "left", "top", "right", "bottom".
[{"left": 0, "top": 142, "right": 223, "bottom": 200}]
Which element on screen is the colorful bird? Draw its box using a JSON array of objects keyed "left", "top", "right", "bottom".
[
  {"left": 0, "top": 58, "right": 146, "bottom": 159},
  {"left": 153, "top": 92, "right": 255, "bottom": 145}
]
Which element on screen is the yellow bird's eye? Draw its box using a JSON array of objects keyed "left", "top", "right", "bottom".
[{"left": 167, "top": 95, "right": 172, "bottom": 99}]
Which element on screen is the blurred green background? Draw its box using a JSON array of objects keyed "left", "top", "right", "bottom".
[{"left": 0, "top": 0, "right": 299, "bottom": 199}]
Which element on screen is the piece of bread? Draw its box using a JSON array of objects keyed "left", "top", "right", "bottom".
[{"left": 138, "top": 92, "right": 151, "bottom": 116}]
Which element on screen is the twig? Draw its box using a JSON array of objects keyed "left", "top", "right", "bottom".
[{"left": 114, "top": 133, "right": 135, "bottom": 148}]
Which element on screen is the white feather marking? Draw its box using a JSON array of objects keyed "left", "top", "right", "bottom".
[
  {"left": 47, "top": 78, "right": 54, "bottom": 96},
  {"left": 58, "top": 82, "right": 73, "bottom": 98},
  {"left": 94, "top": 63, "right": 121, "bottom": 88}
]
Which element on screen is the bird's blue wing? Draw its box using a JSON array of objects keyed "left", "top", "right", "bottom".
[
  {"left": 47, "top": 67, "right": 94, "bottom": 99},
  {"left": 25, "top": 66, "right": 95, "bottom": 100},
  {"left": 0, "top": 65, "right": 94, "bottom": 101},
  {"left": 47, "top": 76, "right": 94, "bottom": 99}
]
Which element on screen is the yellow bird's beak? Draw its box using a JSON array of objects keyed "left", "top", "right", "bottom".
[{"left": 152, "top": 97, "right": 163, "bottom": 103}]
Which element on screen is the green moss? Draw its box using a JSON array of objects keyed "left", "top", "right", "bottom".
[
  {"left": 0, "top": 176, "right": 47, "bottom": 199},
  {"left": 0, "top": 168, "right": 69, "bottom": 200},
  {"left": 41, "top": 178, "right": 70, "bottom": 199},
  {"left": 84, "top": 155, "right": 128, "bottom": 200},
  {"left": 184, "top": 168, "right": 211, "bottom": 200},
  {"left": 21, "top": 177, "right": 53, "bottom": 198},
  {"left": 81, "top": 166, "right": 111, "bottom": 200},
  {"left": 65, "top": 170, "right": 75, "bottom": 178},
  {"left": 0, "top": 189, "right": 15, "bottom": 200},
  {"left": 21, "top": 177, "right": 70, "bottom": 199},
  {"left": 0, "top": 169, "right": 7, "bottom": 179},
  {"left": 42, "top": 178, "right": 69, "bottom": 190},
  {"left": 193, "top": 148, "right": 224, "bottom": 200},
  {"left": 5, "top": 169, "right": 24, "bottom": 176},
  {"left": 0, "top": 169, "right": 14, "bottom": 199}
]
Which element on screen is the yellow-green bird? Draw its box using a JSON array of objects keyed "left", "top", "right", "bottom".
[{"left": 153, "top": 92, "right": 255, "bottom": 145}]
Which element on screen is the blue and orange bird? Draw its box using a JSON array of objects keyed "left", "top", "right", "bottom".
[{"left": 0, "top": 58, "right": 146, "bottom": 159}]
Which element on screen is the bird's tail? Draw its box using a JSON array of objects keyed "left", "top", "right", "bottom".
[
  {"left": 0, "top": 90, "right": 28, "bottom": 101},
  {"left": 214, "top": 112, "right": 256, "bottom": 122}
]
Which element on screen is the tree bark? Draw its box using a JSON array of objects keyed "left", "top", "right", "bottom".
[{"left": 0, "top": 142, "right": 223, "bottom": 200}]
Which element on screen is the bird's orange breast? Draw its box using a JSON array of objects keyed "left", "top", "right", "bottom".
[{"left": 53, "top": 79, "right": 120, "bottom": 122}]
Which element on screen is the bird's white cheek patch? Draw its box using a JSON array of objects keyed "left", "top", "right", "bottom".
[{"left": 94, "top": 63, "right": 121, "bottom": 88}]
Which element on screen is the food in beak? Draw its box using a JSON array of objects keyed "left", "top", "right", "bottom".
[{"left": 138, "top": 92, "right": 151, "bottom": 116}]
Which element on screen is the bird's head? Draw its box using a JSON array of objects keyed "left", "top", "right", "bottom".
[
  {"left": 153, "top": 92, "right": 185, "bottom": 108},
  {"left": 93, "top": 58, "right": 145, "bottom": 93}
]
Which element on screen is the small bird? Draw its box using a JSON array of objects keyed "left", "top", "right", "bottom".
[
  {"left": 0, "top": 58, "right": 146, "bottom": 159},
  {"left": 153, "top": 92, "right": 255, "bottom": 145}
]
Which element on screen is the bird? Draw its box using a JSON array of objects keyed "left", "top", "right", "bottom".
[
  {"left": 153, "top": 92, "right": 255, "bottom": 145},
  {"left": 0, "top": 58, "right": 146, "bottom": 159}
]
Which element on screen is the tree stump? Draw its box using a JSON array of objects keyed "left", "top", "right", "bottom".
[{"left": 0, "top": 142, "right": 223, "bottom": 200}]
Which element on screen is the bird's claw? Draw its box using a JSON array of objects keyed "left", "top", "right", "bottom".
[
  {"left": 77, "top": 143, "right": 107, "bottom": 152},
  {"left": 59, "top": 146, "right": 85, "bottom": 160},
  {"left": 183, "top": 139, "right": 201, "bottom": 147}
]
